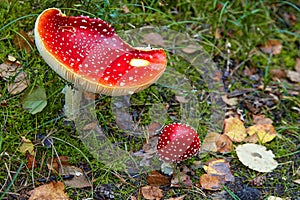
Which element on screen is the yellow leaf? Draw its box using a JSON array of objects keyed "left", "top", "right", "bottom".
[
  {"left": 247, "top": 124, "right": 276, "bottom": 143},
  {"left": 19, "top": 136, "right": 34, "bottom": 155},
  {"left": 223, "top": 117, "right": 247, "bottom": 142}
]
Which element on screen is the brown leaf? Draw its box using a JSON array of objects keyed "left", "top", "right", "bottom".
[
  {"left": 47, "top": 156, "right": 69, "bottom": 173},
  {"left": 221, "top": 95, "right": 238, "bottom": 106},
  {"left": 200, "top": 174, "right": 225, "bottom": 191},
  {"left": 13, "top": 30, "right": 34, "bottom": 52},
  {"left": 148, "top": 122, "right": 162, "bottom": 136},
  {"left": 0, "top": 61, "right": 29, "bottom": 95},
  {"left": 252, "top": 115, "right": 273, "bottom": 125},
  {"left": 28, "top": 181, "right": 69, "bottom": 200},
  {"left": 60, "top": 166, "right": 92, "bottom": 188},
  {"left": 181, "top": 44, "right": 200, "bottom": 54},
  {"left": 143, "top": 33, "right": 165, "bottom": 47},
  {"left": 166, "top": 195, "right": 186, "bottom": 200},
  {"left": 27, "top": 154, "right": 37, "bottom": 169},
  {"left": 270, "top": 69, "right": 287, "bottom": 79},
  {"left": 286, "top": 70, "right": 300, "bottom": 82},
  {"left": 82, "top": 121, "right": 98, "bottom": 131},
  {"left": 216, "top": 134, "right": 232, "bottom": 153},
  {"left": 295, "top": 58, "right": 300, "bottom": 73},
  {"left": 141, "top": 186, "right": 163, "bottom": 200},
  {"left": 200, "top": 132, "right": 219, "bottom": 152},
  {"left": 259, "top": 40, "right": 282, "bottom": 55},
  {"left": 147, "top": 171, "right": 170, "bottom": 186},
  {"left": 171, "top": 168, "right": 193, "bottom": 188},
  {"left": 223, "top": 117, "right": 247, "bottom": 142},
  {"left": 115, "top": 110, "right": 133, "bottom": 130}
]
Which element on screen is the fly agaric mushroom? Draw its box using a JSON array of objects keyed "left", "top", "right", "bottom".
[
  {"left": 157, "top": 123, "right": 201, "bottom": 163},
  {"left": 34, "top": 8, "right": 167, "bottom": 96}
]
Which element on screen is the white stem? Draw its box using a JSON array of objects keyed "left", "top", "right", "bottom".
[{"left": 63, "top": 85, "right": 83, "bottom": 121}]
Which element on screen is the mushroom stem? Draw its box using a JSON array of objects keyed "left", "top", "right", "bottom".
[{"left": 63, "top": 85, "right": 83, "bottom": 121}]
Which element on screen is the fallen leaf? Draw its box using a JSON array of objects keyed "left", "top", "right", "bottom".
[
  {"left": 143, "top": 33, "right": 165, "bottom": 47},
  {"left": 223, "top": 117, "right": 247, "bottom": 142},
  {"left": 286, "top": 70, "right": 300, "bottom": 82},
  {"left": 200, "top": 132, "right": 219, "bottom": 152},
  {"left": 214, "top": 28, "right": 222, "bottom": 39},
  {"left": 270, "top": 69, "right": 287, "bottom": 79},
  {"left": 236, "top": 143, "right": 278, "bottom": 172},
  {"left": 171, "top": 167, "right": 193, "bottom": 188},
  {"left": 0, "top": 61, "right": 30, "bottom": 95},
  {"left": 13, "top": 30, "right": 34, "bottom": 52},
  {"left": 19, "top": 136, "right": 34, "bottom": 156},
  {"left": 203, "top": 158, "right": 234, "bottom": 182},
  {"left": 47, "top": 156, "right": 69, "bottom": 173},
  {"left": 252, "top": 115, "right": 273, "bottom": 125},
  {"left": 147, "top": 122, "right": 162, "bottom": 136},
  {"left": 147, "top": 171, "right": 170, "bottom": 186},
  {"left": 28, "top": 181, "right": 69, "bottom": 200},
  {"left": 243, "top": 134, "right": 259, "bottom": 143},
  {"left": 200, "top": 174, "right": 225, "bottom": 191},
  {"left": 181, "top": 44, "right": 200, "bottom": 54},
  {"left": 115, "top": 110, "right": 133, "bottom": 130},
  {"left": 246, "top": 124, "right": 276, "bottom": 143},
  {"left": 82, "top": 121, "right": 98, "bottom": 131},
  {"left": 259, "top": 40, "right": 282, "bottom": 55},
  {"left": 166, "top": 195, "right": 186, "bottom": 200},
  {"left": 22, "top": 86, "right": 47, "bottom": 114},
  {"left": 295, "top": 58, "right": 300, "bottom": 73},
  {"left": 216, "top": 134, "right": 232, "bottom": 153},
  {"left": 221, "top": 95, "right": 238, "bottom": 106},
  {"left": 60, "top": 165, "right": 92, "bottom": 188},
  {"left": 141, "top": 186, "right": 163, "bottom": 200},
  {"left": 27, "top": 154, "right": 37, "bottom": 169}
]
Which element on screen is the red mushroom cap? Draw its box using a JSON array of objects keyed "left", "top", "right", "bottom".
[
  {"left": 157, "top": 123, "right": 201, "bottom": 163},
  {"left": 34, "top": 8, "right": 167, "bottom": 96}
]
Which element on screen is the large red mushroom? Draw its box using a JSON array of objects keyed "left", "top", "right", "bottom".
[
  {"left": 34, "top": 8, "right": 167, "bottom": 119},
  {"left": 157, "top": 123, "right": 201, "bottom": 163},
  {"left": 35, "top": 8, "right": 166, "bottom": 96}
]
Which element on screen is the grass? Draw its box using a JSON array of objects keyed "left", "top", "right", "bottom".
[{"left": 0, "top": 0, "right": 300, "bottom": 199}]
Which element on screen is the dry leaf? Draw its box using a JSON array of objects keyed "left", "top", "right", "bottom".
[
  {"left": 13, "top": 30, "right": 34, "bottom": 52},
  {"left": 143, "top": 33, "right": 165, "bottom": 47},
  {"left": 200, "top": 132, "right": 219, "bottom": 152},
  {"left": 47, "top": 156, "right": 69, "bottom": 173},
  {"left": 122, "top": 5, "right": 130, "bottom": 13},
  {"left": 181, "top": 44, "right": 199, "bottom": 54},
  {"left": 148, "top": 122, "right": 162, "bottom": 136},
  {"left": 19, "top": 136, "right": 34, "bottom": 156},
  {"left": 0, "top": 61, "right": 29, "bottom": 95},
  {"left": 171, "top": 170, "right": 193, "bottom": 188},
  {"left": 286, "top": 70, "right": 300, "bottom": 82},
  {"left": 216, "top": 134, "right": 232, "bottom": 153},
  {"left": 214, "top": 28, "right": 222, "bottom": 39},
  {"left": 295, "top": 58, "right": 300, "bottom": 73},
  {"left": 259, "top": 40, "right": 282, "bottom": 55},
  {"left": 203, "top": 158, "right": 234, "bottom": 182},
  {"left": 223, "top": 117, "right": 247, "bottom": 142},
  {"left": 270, "top": 69, "right": 287, "bottom": 79},
  {"left": 252, "top": 115, "right": 273, "bottom": 125},
  {"left": 28, "top": 181, "right": 69, "bottom": 200},
  {"left": 27, "top": 154, "right": 37, "bottom": 169},
  {"left": 200, "top": 174, "right": 225, "bottom": 191},
  {"left": 141, "top": 186, "right": 163, "bottom": 200},
  {"left": 246, "top": 124, "right": 276, "bottom": 143},
  {"left": 60, "top": 166, "right": 92, "bottom": 188},
  {"left": 221, "top": 95, "right": 238, "bottom": 106},
  {"left": 147, "top": 171, "right": 170, "bottom": 186},
  {"left": 166, "top": 195, "right": 186, "bottom": 200},
  {"left": 236, "top": 143, "right": 278, "bottom": 172},
  {"left": 82, "top": 121, "right": 98, "bottom": 131}
]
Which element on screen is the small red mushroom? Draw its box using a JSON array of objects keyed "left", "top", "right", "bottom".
[
  {"left": 34, "top": 8, "right": 167, "bottom": 96},
  {"left": 157, "top": 123, "right": 201, "bottom": 163}
]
